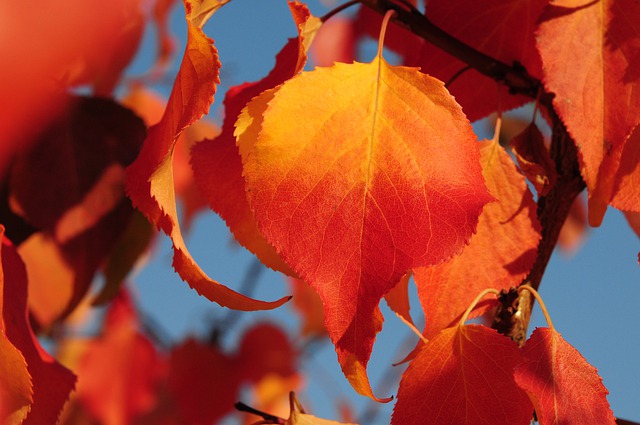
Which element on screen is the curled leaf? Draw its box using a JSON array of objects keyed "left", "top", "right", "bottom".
[{"left": 125, "top": 0, "right": 288, "bottom": 310}]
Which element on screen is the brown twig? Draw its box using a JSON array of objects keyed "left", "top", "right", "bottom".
[{"left": 358, "top": 0, "right": 541, "bottom": 98}]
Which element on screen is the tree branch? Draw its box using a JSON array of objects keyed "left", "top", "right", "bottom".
[
  {"left": 355, "top": 0, "right": 585, "bottom": 341},
  {"left": 358, "top": 0, "right": 541, "bottom": 98}
]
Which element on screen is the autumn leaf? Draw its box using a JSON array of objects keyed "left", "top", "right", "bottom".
[
  {"left": 384, "top": 273, "right": 414, "bottom": 328},
  {"left": 286, "top": 392, "right": 358, "bottom": 425},
  {"left": 167, "top": 338, "right": 239, "bottom": 424},
  {"left": 75, "top": 290, "right": 166, "bottom": 425},
  {"left": 414, "top": 123, "right": 540, "bottom": 340},
  {"left": 0, "top": 231, "right": 32, "bottom": 425},
  {"left": 191, "top": 1, "right": 320, "bottom": 275},
  {"left": 237, "top": 17, "right": 491, "bottom": 399},
  {"left": 168, "top": 323, "right": 297, "bottom": 424},
  {"left": 311, "top": 16, "right": 356, "bottom": 67},
  {"left": 392, "top": 324, "right": 532, "bottom": 425},
  {"left": 0, "top": 0, "right": 144, "bottom": 172},
  {"left": 125, "top": 0, "right": 289, "bottom": 311},
  {"left": 7, "top": 96, "right": 146, "bottom": 326},
  {"left": 289, "top": 277, "right": 326, "bottom": 338},
  {"left": 609, "top": 126, "right": 640, "bottom": 213},
  {"left": 558, "top": 195, "right": 588, "bottom": 253},
  {"left": 514, "top": 327, "right": 616, "bottom": 425},
  {"left": 356, "top": 0, "right": 547, "bottom": 120},
  {"left": 510, "top": 122, "right": 557, "bottom": 197},
  {"left": 537, "top": 0, "right": 640, "bottom": 225},
  {"left": 0, "top": 227, "right": 76, "bottom": 424}
]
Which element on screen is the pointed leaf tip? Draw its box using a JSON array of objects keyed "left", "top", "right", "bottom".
[{"left": 238, "top": 56, "right": 491, "bottom": 398}]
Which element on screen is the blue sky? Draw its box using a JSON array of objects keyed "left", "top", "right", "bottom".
[{"left": 126, "top": 0, "right": 640, "bottom": 423}]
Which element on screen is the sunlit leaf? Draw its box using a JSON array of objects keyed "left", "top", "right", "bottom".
[
  {"left": 238, "top": 45, "right": 491, "bottom": 399},
  {"left": 0, "top": 227, "right": 76, "bottom": 424},
  {"left": 414, "top": 127, "right": 540, "bottom": 340},
  {"left": 537, "top": 0, "right": 640, "bottom": 225},
  {"left": 191, "top": 1, "right": 320, "bottom": 274},
  {"left": 125, "top": 0, "right": 289, "bottom": 311},
  {"left": 392, "top": 325, "right": 532, "bottom": 425},
  {"left": 514, "top": 327, "right": 616, "bottom": 425}
]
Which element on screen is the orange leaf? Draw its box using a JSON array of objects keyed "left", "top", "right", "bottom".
[
  {"left": 238, "top": 49, "right": 491, "bottom": 399},
  {"left": 286, "top": 393, "right": 358, "bottom": 425},
  {"left": 191, "top": 1, "right": 320, "bottom": 274},
  {"left": 414, "top": 128, "right": 540, "bottom": 340},
  {"left": 384, "top": 273, "right": 414, "bottom": 327},
  {"left": 76, "top": 291, "right": 165, "bottom": 425},
  {"left": 289, "top": 277, "right": 326, "bottom": 338},
  {"left": 125, "top": 0, "right": 288, "bottom": 311},
  {"left": 356, "top": 0, "right": 547, "bottom": 120},
  {"left": 514, "top": 327, "right": 616, "bottom": 425},
  {"left": 511, "top": 122, "right": 557, "bottom": 197},
  {"left": 0, "top": 227, "right": 76, "bottom": 424},
  {"left": 392, "top": 325, "right": 532, "bottom": 425},
  {"left": 537, "top": 0, "right": 640, "bottom": 225},
  {"left": 610, "top": 126, "right": 640, "bottom": 213}
]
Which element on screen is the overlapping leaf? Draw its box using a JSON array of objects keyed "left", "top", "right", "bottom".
[
  {"left": 511, "top": 122, "right": 557, "bottom": 197},
  {"left": 0, "top": 0, "right": 144, "bottom": 172},
  {"left": 75, "top": 290, "right": 166, "bottom": 425},
  {"left": 537, "top": 0, "right": 640, "bottom": 224},
  {"left": 514, "top": 327, "right": 616, "bottom": 425},
  {"left": 414, "top": 127, "right": 540, "bottom": 340},
  {"left": 237, "top": 42, "right": 491, "bottom": 398},
  {"left": 125, "top": 0, "right": 289, "bottom": 310},
  {"left": 286, "top": 393, "right": 358, "bottom": 425},
  {"left": 0, "top": 227, "right": 76, "bottom": 424},
  {"left": 7, "top": 96, "right": 146, "bottom": 326},
  {"left": 355, "top": 0, "right": 547, "bottom": 120},
  {"left": 191, "top": 1, "right": 320, "bottom": 274},
  {"left": 0, "top": 229, "right": 32, "bottom": 424},
  {"left": 392, "top": 324, "right": 532, "bottom": 425}
]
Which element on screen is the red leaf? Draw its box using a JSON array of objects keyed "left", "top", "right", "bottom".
[
  {"left": 610, "top": 126, "right": 640, "bottom": 213},
  {"left": 511, "top": 123, "right": 557, "bottom": 197},
  {"left": 289, "top": 277, "right": 326, "bottom": 338},
  {"left": 238, "top": 47, "right": 491, "bottom": 399},
  {"left": 354, "top": 0, "right": 546, "bottom": 120},
  {"left": 76, "top": 291, "right": 166, "bottom": 425},
  {"left": 414, "top": 129, "right": 540, "bottom": 340},
  {"left": 514, "top": 328, "right": 616, "bottom": 425},
  {"left": 125, "top": 0, "right": 288, "bottom": 311},
  {"left": 167, "top": 339, "right": 239, "bottom": 424},
  {"left": 311, "top": 16, "right": 356, "bottom": 67},
  {"left": 392, "top": 325, "right": 532, "bottom": 425},
  {"left": 8, "top": 96, "right": 146, "bottom": 325},
  {"left": 384, "top": 273, "right": 414, "bottom": 327},
  {"left": 1, "top": 227, "right": 76, "bottom": 424},
  {"left": 537, "top": 0, "right": 640, "bottom": 225},
  {"left": 191, "top": 1, "right": 320, "bottom": 275}
]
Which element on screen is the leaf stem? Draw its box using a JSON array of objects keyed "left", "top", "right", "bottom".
[
  {"left": 377, "top": 9, "right": 397, "bottom": 58},
  {"left": 458, "top": 288, "right": 500, "bottom": 327},
  {"left": 358, "top": 0, "right": 541, "bottom": 98},
  {"left": 235, "top": 402, "right": 285, "bottom": 424},
  {"left": 518, "top": 284, "right": 554, "bottom": 330}
]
